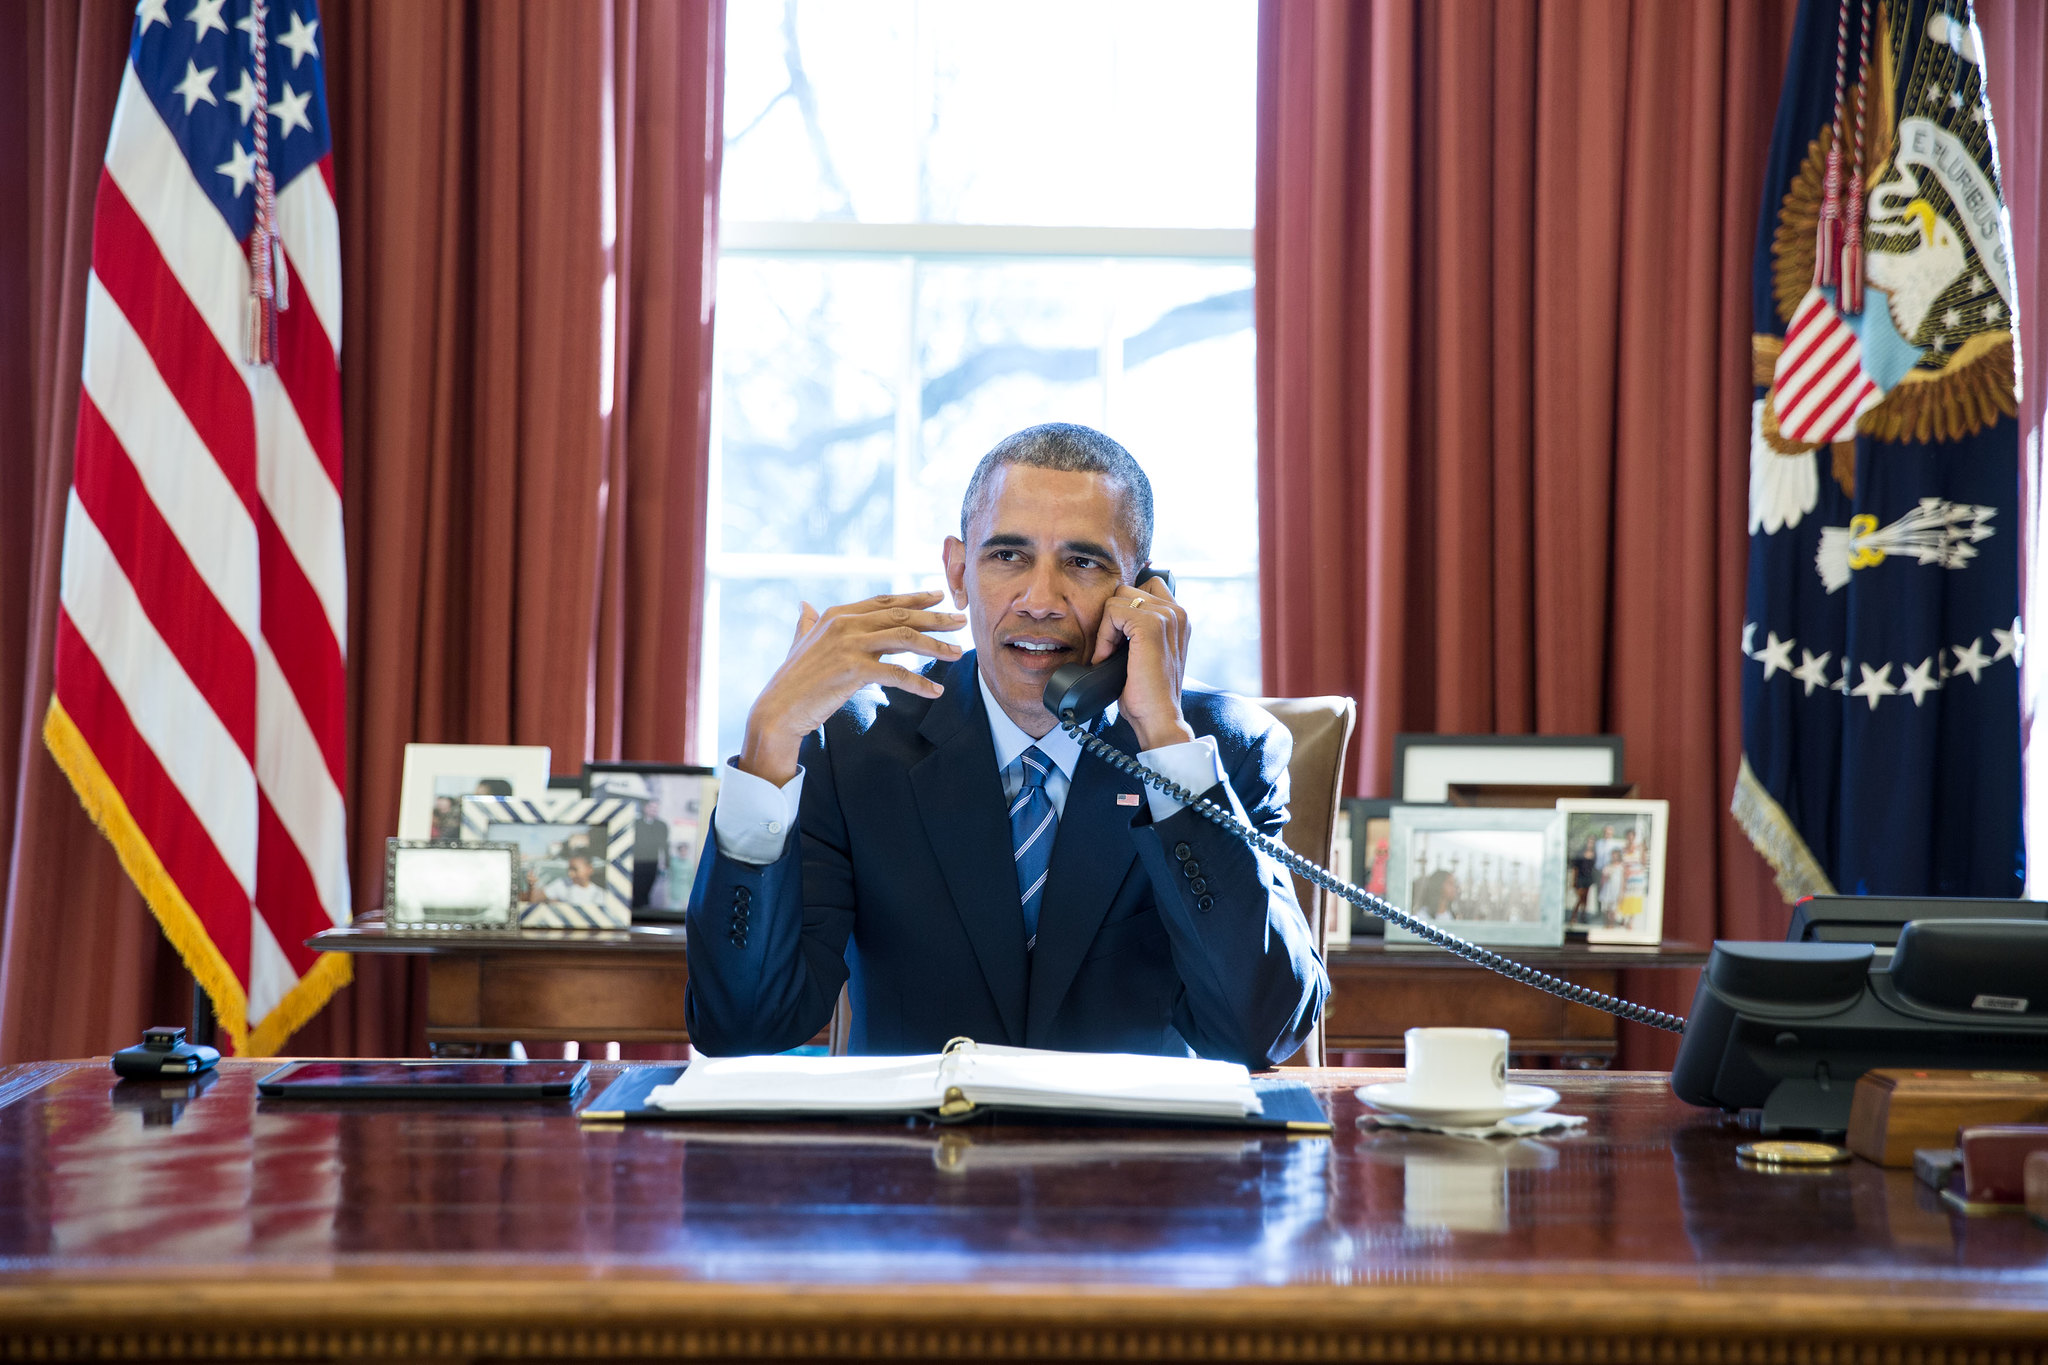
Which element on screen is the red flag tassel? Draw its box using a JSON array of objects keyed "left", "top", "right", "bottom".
[
  {"left": 1816, "top": 145, "right": 1843, "bottom": 291},
  {"left": 1837, "top": 0, "right": 1872, "bottom": 317}
]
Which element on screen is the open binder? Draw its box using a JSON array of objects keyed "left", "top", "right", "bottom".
[{"left": 580, "top": 1039, "right": 1331, "bottom": 1132}]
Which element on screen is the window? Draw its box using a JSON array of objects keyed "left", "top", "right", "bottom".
[{"left": 703, "top": 0, "right": 1259, "bottom": 762}]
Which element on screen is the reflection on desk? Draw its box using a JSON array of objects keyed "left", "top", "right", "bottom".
[{"left": 1, "top": 1061, "right": 2044, "bottom": 1362}]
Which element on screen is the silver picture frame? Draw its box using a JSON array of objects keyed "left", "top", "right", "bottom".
[
  {"left": 382, "top": 839, "right": 522, "bottom": 932},
  {"left": 1384, "top": 806, "right": 1567, "bottom": 947}
]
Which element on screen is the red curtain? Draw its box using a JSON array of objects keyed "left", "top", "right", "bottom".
[
  {"left": 0, "top": 0, "right": 722, "bottom": 1064},
  {"left": 1255, "top": 0, "right": 1799, "bottom": 1066}
]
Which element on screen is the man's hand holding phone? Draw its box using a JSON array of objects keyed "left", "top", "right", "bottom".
[
  {"left": 738, "top": 589, "right": 967, "bottom": 786},
  {"left": 1090, "top": 571, "right": 1196, "bottom": 752}
]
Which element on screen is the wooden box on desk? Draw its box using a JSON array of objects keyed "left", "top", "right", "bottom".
[{"left": 1847, "top": 1068, "right": 2048, "bottom": 1166}]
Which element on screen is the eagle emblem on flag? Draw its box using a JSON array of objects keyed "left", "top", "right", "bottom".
[{"left": 1735, "top": 0, "right": 2021, "bottom": 903}]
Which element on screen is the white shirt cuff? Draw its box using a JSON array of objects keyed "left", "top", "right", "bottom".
[
  {"left": 1136, "top": 734, "right": 1225, "bottom": 821},
  {"left": 712, "top": 760, "right": 805, "bottom": 865}
]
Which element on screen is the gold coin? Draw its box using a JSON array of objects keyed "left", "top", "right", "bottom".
[{"left": 1736, "top": 1140, "right": 1851, "bottom": 1166}]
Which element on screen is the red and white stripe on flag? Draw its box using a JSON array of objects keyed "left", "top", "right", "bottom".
[
  {"left": 1770, "top": 286, "right": 1885, "bottom": 445},
  {"left": 43, "top": 12, "right": 350, "bottom": 1056}
]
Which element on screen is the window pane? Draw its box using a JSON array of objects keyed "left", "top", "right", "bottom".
[
  {"left": 722, "top": 0, "right": 1256, "bottom": 228},
  {"left": 711, "top": 576, "right": 898, "bottom": 764},
  {"left": 905, "top": 259, "right": 1110, "bottom": 556},
  {"left": 717, "top": 256, "right": 906, "bottom": 558},
  {"left": 1113, "top": 264, "right": 1258, "bottom": 573},
  {"left": 1176, "top": 576, "right": 1262, "bottom": 698}
]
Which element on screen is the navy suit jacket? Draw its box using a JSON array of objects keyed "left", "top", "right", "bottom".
[{"left": 684, "top": 652, "right": 1328, "bottom": 1066}]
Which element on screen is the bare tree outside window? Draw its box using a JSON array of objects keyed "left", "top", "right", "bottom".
[{"left": 704, "top": 0, "right": 1259, "bottom": 762}]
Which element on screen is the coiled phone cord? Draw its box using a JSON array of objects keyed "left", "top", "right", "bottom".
[{"left": 1058, "top": 720, "right": 1690, "bottom": 1034}]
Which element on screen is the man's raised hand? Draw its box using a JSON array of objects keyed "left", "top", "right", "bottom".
[{"left": 737, "top": 589, "right": 966, "bottom": 785}]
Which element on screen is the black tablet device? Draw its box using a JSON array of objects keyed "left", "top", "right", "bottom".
[{"left": 257, "top": 1060, "right": 590, "bottom": 1100}]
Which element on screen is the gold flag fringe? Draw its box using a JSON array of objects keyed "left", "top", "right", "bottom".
[
  {"left": 42, "top": 697, "right": 350, "bottom": 1056},
  {"left": 1732, "top": 754, "right": 1837, "bottom": 903}
]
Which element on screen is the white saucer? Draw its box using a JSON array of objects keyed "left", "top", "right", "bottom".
[{"left": 1356, "top": 1081, "right": 1561, "bottom": 1127}]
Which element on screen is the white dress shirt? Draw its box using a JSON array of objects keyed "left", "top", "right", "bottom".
[{"left": 711, "top": 672, "right": 1228, "bottom": 866}]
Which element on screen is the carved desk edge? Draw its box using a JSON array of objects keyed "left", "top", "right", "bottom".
[{"left": 3, "top": 1280, "right": 2047, "bottom": 1363}]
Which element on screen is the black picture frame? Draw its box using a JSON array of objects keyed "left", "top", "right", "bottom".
[
  {"left": 582, "top": 762, "right": 722, "bottom": 917},
  {"left": 1389, "top": 734, "right": 1625, "bottom": 803}
]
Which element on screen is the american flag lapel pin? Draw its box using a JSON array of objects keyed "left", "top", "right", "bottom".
[{"left": 1117, "top": 793, "right": 1141, "bottom": 806}]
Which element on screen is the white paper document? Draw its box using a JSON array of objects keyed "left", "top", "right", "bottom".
[{"left": 644, "top": 1042, "right": 1262, "bottom": 1121}]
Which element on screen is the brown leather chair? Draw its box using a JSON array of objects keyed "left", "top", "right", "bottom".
[
  {"left": 1250, "top": 695, "right": 1358, "bottom": 1067},
  {"left": 829, "top": 695, "right": 1357, "bottom": 1062}
]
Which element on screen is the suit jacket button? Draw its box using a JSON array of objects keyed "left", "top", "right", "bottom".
[
  {"left": 1173, "top": 842, "right": 1193, "bottom": 862},
  {"left": 1182, "top": 860, "right": 1201, "bottom": 878},
  {"left": 735, "top": 887, "right": 751, "bottom": 905},
  {"left": 1196, "top": 895, "right": 1215, "bottom": 913},
  {"left": 1189, "top": 878, "right": 1208, "bottom": 895}
]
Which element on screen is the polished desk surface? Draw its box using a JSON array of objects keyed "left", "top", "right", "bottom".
[{"left": 2, "top": 1061, "right": 2044, "bottom": 1363}]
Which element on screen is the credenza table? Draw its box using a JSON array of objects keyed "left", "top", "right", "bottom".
[
  {"left": 2, "top": 1060, "right": 2043, "bottom": 1362},
  {"left": 309, "top": 923, "right": 1709, "bottom": 1064}
]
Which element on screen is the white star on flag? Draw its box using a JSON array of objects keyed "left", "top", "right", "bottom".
[
  {"left": 270, "top": 82, "right": 314, "bottom": 139},
  {"left": 1899, "top": 656, "right": 1942, "bottom": 706},
  {"left": 1993, "top": 621, "right": 2023, "bottom": 664},
  {"left": 225, "top": 68, "right": 259, "bottom": 124},
  {"left": 278, "top": 11, "right": 321, "bottom": 67},
  {"left": 1792, "top": 648, "right": 1832, "bottom": 696},
  {"left": 172, "top": 60, "right": 218, "bottom": 114},
  {"left": 215, "top": 140, "right": 256, "bottom": 196},
  {"left": 1850, "top": 662, "right": 1898, "bottom": 710},
  {"left": 1756, "top": 631, "right": 1796, "bottom": 680},
  {"left": 1951, "top": 637, "right": 1992, "bottom": 682},
  {"left": 185, "top": 0, "right": 228, "bottom": 42},
  {"left": 137, "top": 0, "right": 171, "bottom": 31}
]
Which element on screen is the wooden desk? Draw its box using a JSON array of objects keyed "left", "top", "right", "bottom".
[
  {"left": 3, "top": 1060, "right": 2044, "bottom": 1362},
  {"left": 1326, "top": 940, "right": 1709, "bottom": 1066}
]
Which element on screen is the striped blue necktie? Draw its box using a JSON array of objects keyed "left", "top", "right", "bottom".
[{"left": 1009, "top": 746, "right": 1056, "bottom": 951}]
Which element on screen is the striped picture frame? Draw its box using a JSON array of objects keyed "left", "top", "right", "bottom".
[{"left": 459, "top": 795, "right": 636, "bottom": 929}]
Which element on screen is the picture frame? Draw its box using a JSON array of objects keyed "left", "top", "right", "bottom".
[
  {"left": 1338, "top": 797, "right": 1407, "bottom": 940},
  {"left": 397, "top": 743, "right": 553, "bottom": 843},
  {"left": 459, "top": 794, "right": 636, "bottom": 929},
  {"left": 1389, "top": 735, "right": 1624, "bottom": 803},
  {"left": 583, "top": 762, "right": 722, "bottom": 918},
  {"left": 1557, "top": 798, "right": 1670, "bottom": 945},
  {"left": 382, "top": 839, "right": 522, "bottom": 932},
  {"left": 1444, "top": 782, "right": 1638, "bottom": 808},
  {"left": 1384, "top": 806, "right": 1566, "bottom": 947}
]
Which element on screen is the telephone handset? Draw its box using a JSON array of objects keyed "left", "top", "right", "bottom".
[
  {"left": 1040, "top": 574, "right": 1688, "bottom": 1035},
  {"left": 1042, "top": 568, "right": 1176, "bottom": 727}
]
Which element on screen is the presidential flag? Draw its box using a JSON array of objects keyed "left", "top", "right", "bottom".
[
  {"left": 1737, "top": 0, "right": 2022, "bottom": 899},
  {"left": 43, "top": 0, "right": 349, "bottom": 1054}
]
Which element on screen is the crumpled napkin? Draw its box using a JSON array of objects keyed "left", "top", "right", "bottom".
[{"left": 1358, "top": 1110, "right": 1588, "bottom": 1140}]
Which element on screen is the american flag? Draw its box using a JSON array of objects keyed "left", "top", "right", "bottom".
[{"left": 43, "top": 0, "right": 349, "bottom": 1055}]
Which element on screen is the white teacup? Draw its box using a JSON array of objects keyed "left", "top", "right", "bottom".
[{"left": 1404, "top": 1027, "right": 1509, "bottom": 1109}]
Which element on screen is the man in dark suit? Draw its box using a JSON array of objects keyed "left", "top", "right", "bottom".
[{"left": 686, "top": 424, "right": 1327, "bottom": 1066}]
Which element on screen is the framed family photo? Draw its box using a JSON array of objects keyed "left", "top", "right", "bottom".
[
  {"left": 1338, "top": 797, "right": 1407, "bottom": 939},
  {"left": 1384, "top": 806, "right": 1566, "bottom": 947},
  {"left": 459, "top": 795, "right": 636, "bottom": 929},
  {"left": 1557, "top": 798, "right": 1669, "bottom": 945},
  {"left": 396, "top": 743, "right": 553, "bottom": 843},
  {"left": 583, "top": 762, "right": 721, "bottom": 917}
]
